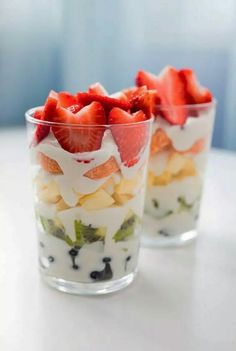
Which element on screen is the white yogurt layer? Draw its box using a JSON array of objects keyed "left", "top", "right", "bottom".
[
  {"left": 152, "top": 108, "right": 215, "bottom": 151},
  {"left": 31, "top": 130, "right": 149, "bottom": 207},
  {"left": 36, "top": 189, "right": 145, "bottom": 282}
]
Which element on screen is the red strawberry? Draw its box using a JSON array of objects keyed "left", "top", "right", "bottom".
[
  {"left": 109, "top": 108, "right": 148, "bottom": 167},
  {"left": 124, "top": 86, "right": 155, "bottom": 117},
  {"left": 88, "top": 82, "right": 108, "bottom": 96},
  {"left": 34, "top": 108, "right": 44, "bottom": 120},
  {"left": 136, "top": 70, "right": 160, "bottom": 90},
  {"left": 58, "top": 91, "right": 77, "bottom": 108},
  {"left": 156, "top": 66, "right": 187, "bottom": 125},
  {"left": 52, "top": 101, "right": 106, "bottom": 153},
  {"left": 76, "top": 93, "right": 131, "bottom": 115},
  {"left": 67, "top": 104, "right": 84, "bottom": 114},
  {"left": 109, "top": 91, "right": 129, "bottom": 102},
  {"left": 32, "top": 91, "right": 58, "bottom": 146},
  {"left": 179, "top": 69, "right": 212, "bottom": 104}
]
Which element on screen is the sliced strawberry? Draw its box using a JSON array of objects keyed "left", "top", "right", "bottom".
[
  {"left": 179, "top": 69, "right": 212, "bottom": 104},
  {"left": 109, "top": 91, "right": 129, "bottom": 102},
  {"left": 88, "top": 82, "right": 108, "bottom": 96},
  {"left": 32, "top": 91, "right": 58, "bottom": 146},
  {"left": 67, "top": 104, "right": 84, "bottom": 114},
  {"left": 34, "top": 108, "right": 44, "bottom": 120},
  {"left": 76, "top": 93, "right": 131, "bottom": 115},
  {"left": 58, "top": 91, "right": 77, "bottom": 108},
  {"left": 124, "top": 86, "right": 156, "bottom": 118},
  {"left": 109, "top": 108, "right": 148, "bottom": 167},
  {"left": 52, "top": 101, "right": 106, "bottom": 153},
  {"left": 136, "top": 70, "right": 159, "bottom": 90}
]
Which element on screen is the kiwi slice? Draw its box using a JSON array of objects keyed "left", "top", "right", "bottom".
[
  {"left": 113, "top": 215, "right": 138, "bottom": 242},
  {"left": 40, "top": 216, "right": 73, "bottom": 246},
  {"left": 74, "top": 220, "right": 106, "bottom": 247}
]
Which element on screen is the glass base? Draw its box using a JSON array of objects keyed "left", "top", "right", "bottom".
[
  {"left": 41, "top": 270, "right": 137, "bottom": 295},
  {"left": 141, "top": 214, "right": 197, "bottom": 248}
]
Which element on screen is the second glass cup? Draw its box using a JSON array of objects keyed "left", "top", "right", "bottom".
[
  {"left": 26, "top": 109, "right": 152, "bottom": 295},
  {"left": 143, "top": 101, "right": 216, "bottom": 247}
]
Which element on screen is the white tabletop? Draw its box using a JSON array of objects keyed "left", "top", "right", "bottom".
[{"left": 0, "top": 127, "right": 236, "bottom": 351}]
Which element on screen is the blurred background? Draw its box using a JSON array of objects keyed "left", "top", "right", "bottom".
[{"left": 0, "top": 0, "right": 236, "bottom": 150}]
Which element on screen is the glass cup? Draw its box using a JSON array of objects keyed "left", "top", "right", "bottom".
[
  {"left": 26, "top": 108, "right": 153, "bottom": 295},
  {"left": 142, "top": 101, "right": 216, "bottom": 247}
]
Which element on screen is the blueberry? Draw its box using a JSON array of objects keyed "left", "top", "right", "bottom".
[
  {"left": 126, "top": 255, "right": 131, "bottom": 262},
  {"left": 90, "top": 271, "right": 99, "bottom": 279},
  {"left": 48, "top": 256, "right": 54, "bottom": 263},
  {"left": 69, "top": 248, "right": 78, "bottom": 257},
  {"left": 72, "top": 264, "right": 79, "bottom": 270},
  {"left": 103, "top": 257, "right": 111, "bottom": 263}
]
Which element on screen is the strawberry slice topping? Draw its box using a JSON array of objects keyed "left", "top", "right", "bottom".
[
  {"left": 88, "top": 82, "right": 108, "bottom": 96},
  {"left": 32, "top": 90, "right": 58, "bottom": 146},
  {"left": 51, "top": 101, "right": 106, "bottom": 153},
  {"left": 58, "top": 91, "right": 77, "bottom": 108},
  {"left": 124, "top": 86, "right": 156, "bottom": 118},
  {"left": 179, "top": 69, "right": 212, "bottom": 104},
  {"left": 67, "top": 104, "right": 84, "bottom": 114},
  {"left": 76, "top": 93, "right": 131, "bottom": 115},
  {"left": 109, "top": 108, "right": 148, "bottom": 167}
]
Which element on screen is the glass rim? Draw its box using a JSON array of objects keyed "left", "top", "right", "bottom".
[
  {"left": 25, "top": 107, "right": 154, "bottom": 128},
  {"left": 155, "top": 98, "right": 217, "bottom": 110}
]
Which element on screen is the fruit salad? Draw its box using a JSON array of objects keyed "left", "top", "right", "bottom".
[
  {"left": 26, "top": 83, "right": 153, "bottom": 291},
  {"left": 136, "top": 66, "right": 215, "bottom": 245}
]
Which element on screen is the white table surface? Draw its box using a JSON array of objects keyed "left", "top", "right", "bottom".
[{"left": 0, "top": 127, "right": 236, "bottom": 351}]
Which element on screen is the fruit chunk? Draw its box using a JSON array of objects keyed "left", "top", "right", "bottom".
[
  {"left": 38, "top": 152, "right": 63, "bottom": 174},
  {"left": 157, "top": 66, "right": 187, "bottom": 125},
  {"left": 84, "top": 157, "right": 119, "bottom": 179},
  {"left": 52, "top": 101, "right": 106, "bottom": 153},
  {"left": 177, "top": 138, "right": 205, "bottom": 155},
  {"left": 32, "top": 90, "right": 58, "bottom": 146},
  {"left": 124, "top": 86, "right": 155, "bottom": 118},
  {"left": 58, "top": 91, "right": 77, "bottom": 108},
  {"left": 101, "top": 178, "right": 115, "bottom": 195},
  {"left": 166, "top": 152, "right": 189, "bottom": 175},
  {"left": 76, "top": 93, "right": 131, "bottom": 114},
  {"left": 115, "top": 173, "right": 142, "bottom": 195},
  {"left": 110, "top": 91, "right": 129, "bottom": 102},
  {"left": 55, "top": 198, "right": 70, "bottom": 211},
  {"left": 40, "top": 216, "right": 73, "bottom": 245},
  {"left": 179, "top": 69, "right": 212, "bottom": 104},
  {"left": 113, "top": 193, "right": 133, "bottom": 205},
  {"left": 74, "top": 220, "right": 106, "bottom": 246},
  {"left": 37, "top": 180, "right": 61, "bottom": 204},
  {"left": 109, "top": 108, "right": 148, "bottom": 167},
  {"left": 88, "top": 82, "right": 108, "bottom": 96},
  {"left": 151, "top": 129, "right": 171, "bottom": 155},
  {"left": 113, "top": 214, "right": 138, "bottom": 242},
  {"left": 79, "top": 189, "right": 115, "bottom": 210}
]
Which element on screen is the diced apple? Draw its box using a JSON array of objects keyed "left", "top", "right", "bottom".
[
  {"left": 115, "top": 173, "right": 142, "bottom": 195},
  {"left": 80, "top": 189, "right": 115, "bottom": 210},
  {"left": 101, "top": 178, "right": 115, "bottom": 195},
  {"left": 55, "top": 198, "right": 70, "bottom": 211},
  {"left": 166, "top": 152, "right": 188, "bottom": 175},
  {"left": 38, "top": 180, "right": 61, "bottom": 204},
  {"left": 113, "top": 193, "right": 133, "bottom": 205}
]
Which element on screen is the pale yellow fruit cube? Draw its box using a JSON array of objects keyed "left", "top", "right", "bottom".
[
  {"left": 113, "top": 193, "right": 133, "bottom": 205},
  {"left": 80, "top": 189, "right": 115, "bottom": 210},
  {"left": 115, "top": 173, "right": 142, "bottom": 195},
  {"left": 38, "top": 180, "right": 61, "bottom": 204},
  {"left": 167, "top": 153, "right": 188, "bottom": 175},
  {"left": 153, "top": 171, "right": 172, "bottom": 186},
  {"left": 55, "top": 198, "right": 70, "bottom": 211},
  {"left": 175, "top": 159, "right": 197, "bottom": 179},
  {"left": 101, "top": 178, "right": 115, "bottom": 195}
]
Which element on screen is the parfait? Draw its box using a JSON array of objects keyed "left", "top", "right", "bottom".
[
  {"left": 26, "top": 83, "right": 153, "bottom": 294},
  {"left": 136, "top": 66, "right": 216, "bottom": 247}
]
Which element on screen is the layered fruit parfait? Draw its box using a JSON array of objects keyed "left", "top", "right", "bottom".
[
  {"left": 26, "top": 83, "right": 153, "bottom": 293},
  {"left": 136, "top": 66, "right": 215, "bottom": 246}
]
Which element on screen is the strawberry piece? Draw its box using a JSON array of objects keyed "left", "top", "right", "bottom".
[
  {"left": 34, "top": 108, "right": 44, "bottom": 120},
  {"left": 109, "top": 108, "right": 148, "bottom": 167},
  {"left": 52, "top": 101, "right": 106, "bottom": 153},
  {"left": 88, "top": 82, "right": 108, "bottom": 96},
  {"left": 76, "top": 93, "right": 131, "bottom": 114},
  {"left": 136, "top": 70, "right": 160, "bottom": 90},
  {"left": 84, "top": 156, "right": 119, "bottom": 179},
  {"left": 179, "top": 69, "right": 212, "bottom": 104},
  {"left": 58, "top": 91, "right": 77, "bottom": 108},
  {"left": 38, "top": 152, "right": 63, "bottom": 174},
  {"left": 124, "top": 86, "right": 156, "bottom": 118},
  {"left": 109, "top": 91, "right": 129, "bottom": 102},
  {"left": 67, "top": 104, "right": 84, "bottom": 114},
  {"left": 156, "top": 66, "right": 187, "bottom": 125},
  {"left": 32, "top": 91, "right": 58, "bottom": 146}
]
